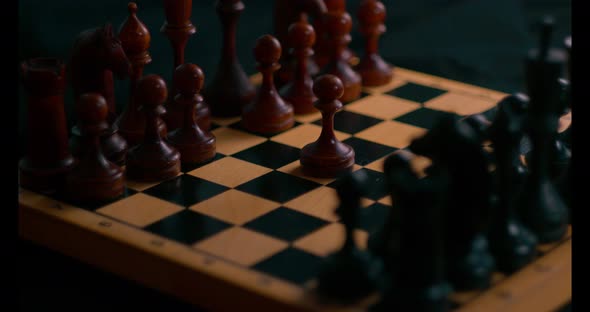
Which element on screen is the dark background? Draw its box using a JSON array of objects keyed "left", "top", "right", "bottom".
[{"left": 17, "top": 0, "right": 571, "bottom": 311}]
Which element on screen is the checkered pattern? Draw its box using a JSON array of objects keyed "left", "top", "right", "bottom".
[{"left": 46, "top": 68, "right": 502, "bottom": 287}]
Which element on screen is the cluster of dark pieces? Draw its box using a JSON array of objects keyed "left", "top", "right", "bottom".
[
  {"left": 18, "top": 0, "right": 394, "bottom": 202},
  {"left": 313, "top": 17, "right": 571, "bottom": 311}
]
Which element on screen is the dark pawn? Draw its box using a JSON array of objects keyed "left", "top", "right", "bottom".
[
  {"left": 127, "top": 75, "right": 181, "bottom": 182},
  {"left": 166, "top": 64, "right": 216, "bottom": 165},
  {"left": 203, "top": 0, "right": 256, "bottom": 117},
  {"left": 19, "top": 58, "right": 76, "bottom": 195},
  {"left": 65, "top": 93, "right": 125, "bottom": 203},
  {"left": 488, "top": 94, "right": 538, "bottom": 274},
  {"left": 242, "top": 35, "right": 295, "bottom": 134},
  {"left": 280, "top": 19, "right": 318, "bottom": 115},
  {"left": 355, "top": 0, "right": 393, "bottom": 87},
  {"left": 300, "top": 75, "right": 355, "bottom": 178},
  {"left": 320, "top": 10, "right": 362, "bottom": 102},
  {"left": 517, "top": 18, "right": 569, "bottom": 243},
  {"left": 371, "top": 153, "right": 451, "bottom": 312},
  {"left": 316, "top": 170, "right": 381, "bottom": 301},
  {"left": 409, "top": 115, "right": 495, "bottom": 291}
]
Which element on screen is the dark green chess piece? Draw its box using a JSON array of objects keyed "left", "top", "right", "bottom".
[
  {"left": 315, "top": 170, "right": 381, "bottom": 302},
  {"left": 487, "top": 94, "right": 538, "bottom": 274}
]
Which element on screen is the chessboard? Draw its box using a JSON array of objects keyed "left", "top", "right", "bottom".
[{"left": 18, "top": 67, "right": 572, "bottom": 312}]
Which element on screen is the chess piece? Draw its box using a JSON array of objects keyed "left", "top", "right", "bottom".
[
  {"left": 68, "top": 24, "right": 130, "bottom": 166},
  {"left": 517, "top": 17, "right": 569, "bottom": 243},
  {"left": 279, "top": 20, "right": 318, "bottom": 115},
  {"left": 300, "top": 75, "right": 355, "bottom": 178},
  {"left": 371, "top": 153, "right": 452, "bottom": 312},
  {"left": 115, "top": 2, "right": 167, "bottom": 147},
  {"left": 409, "top": 115, "right": 495, "bottom": 290},
  {"left": 166, "top": 64, "right": 216, "bottom": 164},
  {"left": 65, "top": 93, "right": 125, "bottom": 203},
  {"left": 320, "top": 10, "right": 362, "bottom": 102},
  {"left": 161, "top": 0, "right": 211, "bottom": 132},
  {"left": 19, "top": 58, "right": 76, "bottom": 195},
  {"left": 203, "top": 0, "right": 256, "bottom": 117},
  {"left": 316, "top": 170, "right": 381, "bottom": 301},
  {"left": 127, "top": 75, "right": 181, "bottom": 181},
  {"left": 273, "top": 0, "right": 326, "bottom": 88},
  {"left": 488, "top": 94, "right": 538, "bottom": 274},
  {"left": 242, "top": 35, "right": 295, "bottom": 134},
  {"left": 314, "top": 0, "right": 356, "bottom": 69},
  {"left": 355, "top": 0, "right": 393, "bottom": 87}
]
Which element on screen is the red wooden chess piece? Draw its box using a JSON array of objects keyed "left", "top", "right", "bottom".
[
  {"left": 300, "top": 75, "right": 355, "bottom": 178},
  {"left": 127, "top": 75, "right": 181, "bottom": 182},
  {"left": 115, "top": 2, "right": 167, "bottom": 147},
  {"left": 161, "top": 0, "right": 211, "bottom": 132},
  {"left": 166, "top": 64, "right": 216, "bottom": 164},
  {"left": 321, "top": 10, "right": 362, "bottom": 102},
  {"left": 280, "top": 20, "right": 318, "bottom": 115},
  {"left": 203, "top": 0, "right": 256, "bottom": 117},
  {"left": 68, "top": 24, "right": 130, "bottom": 166},
  {"left": 356, "top": 0, "right": 393, "bottom": 87},
  {"left": 242, "top": 35, "right": 295, "bottom": 134},
  {"left": 314, "top": 0, "right": 357, "bottom": 69},
  {"left": 65, "top": 93, "right": 125, "bottom": 203},
  {"left": 273, "top": 0, "right": 327, "bottom": 88},
  {"left": 19, "top": 58, "right": 76, "bottom": 195}
]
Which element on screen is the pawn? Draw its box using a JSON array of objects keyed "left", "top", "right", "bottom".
[
  {"left": 355, "top": 0, "right": 393, "bottom": 87},
  {"left": 320, "top": 10, "right": 362, "bottom": 102},
  {"left": 242, "top": 35, "right": 295, "bottom": 134},
  {"left": 279, "top": 19, "right": 318, "bottom": 115},
  {"left": 300, "top": 75, "right": 355, "bottom": 178},
  {"left": 316, "top": 170, "right": 381, "bottom": 301},
  {"left": 65, "top": 93, "right": 125, "bottom": 203},
  {"left": 166, "top": 64, "right": 216, "bottom": 165},
  {"left": 127, "top": 75, "right": 181, "bottom": 181}
]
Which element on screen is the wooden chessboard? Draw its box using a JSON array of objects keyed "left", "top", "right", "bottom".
[{"left": 18, "top": 68, "right": 572, "bottom": 312}]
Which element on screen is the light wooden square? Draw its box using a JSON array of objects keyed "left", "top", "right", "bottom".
[
  {"left": 344, "top": 94, "right": 421, "bottom": 120},
  {"left": 362, "top": 76, "right": 408, "bottom": 94},
  {"left": 284, "top": 186, "right": 373, "bottom": 222},
  {"left": 187, "top": 157, "right": 272, "bottom": 187},
  {"left": 377, "top": 196, "right": 392, "bottom": 206},
  {"left": 96, "top": 193, "right": 184, "bottom": 227},
  {"left": 193, "top": 227, "right": 288, "bottom": 266},
  {"left": 355, "top": 121, "right": 427, "bottom": 148},
  {"left": 294, "top": 111, "right": 322, "bottom": 123},
  {"left": 211, "top": 127, "right": 267, "bottom": 155},
  {"left": 271, "top": 124, "right": 350, "bottom": 149},
  {"left": 189, "top": 189, "right": 280, "bottom": 225},
  {"left": 293, "top": 223, "right": 368, "bottom": 257},
  {"left": 210, "top": 116, "right": 241, "bottom": 126},
  {"left": 424, "top": 92, "right": 497, "bottom": 116}
]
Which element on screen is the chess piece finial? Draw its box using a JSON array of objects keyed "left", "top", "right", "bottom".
[
  {"left": 300, "top": 75, "right": 355, "bottom": 178},
  {"left": 242, "top": 35, "right": 295, "bottom": 134},
  {"left": 356, "top": 0, "right": 393, "bottom": 87},
  {"left": 167, "top": 64, "right": 216, "bottom": 165},
  {"left": 65, "top": 93, "right": 125, "bottom": 203},
  {"left": 19, "top": 58, "right": 76, "bottom": 195},
  {"left": 127, "top": 75, "right": 181, "bottom": 181},
  {"left": 280, "top": 20, "right": 318, "bottom": 114}
]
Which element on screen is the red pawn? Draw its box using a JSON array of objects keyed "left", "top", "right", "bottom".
[
  {"left": 166, "top": 64, "right": 216, "bottom": 165},
  {"left": 242, "top": 35, "right": 295, "bottom": 134},
  {"left": 300, "top": 75, "right": 355, "bottom": 178},
  {"left": 356, "top": 0, "right": 393, "bottom": 86},
  {"left": 126, "top": 75, "right": 181, "bottom": 181}
]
